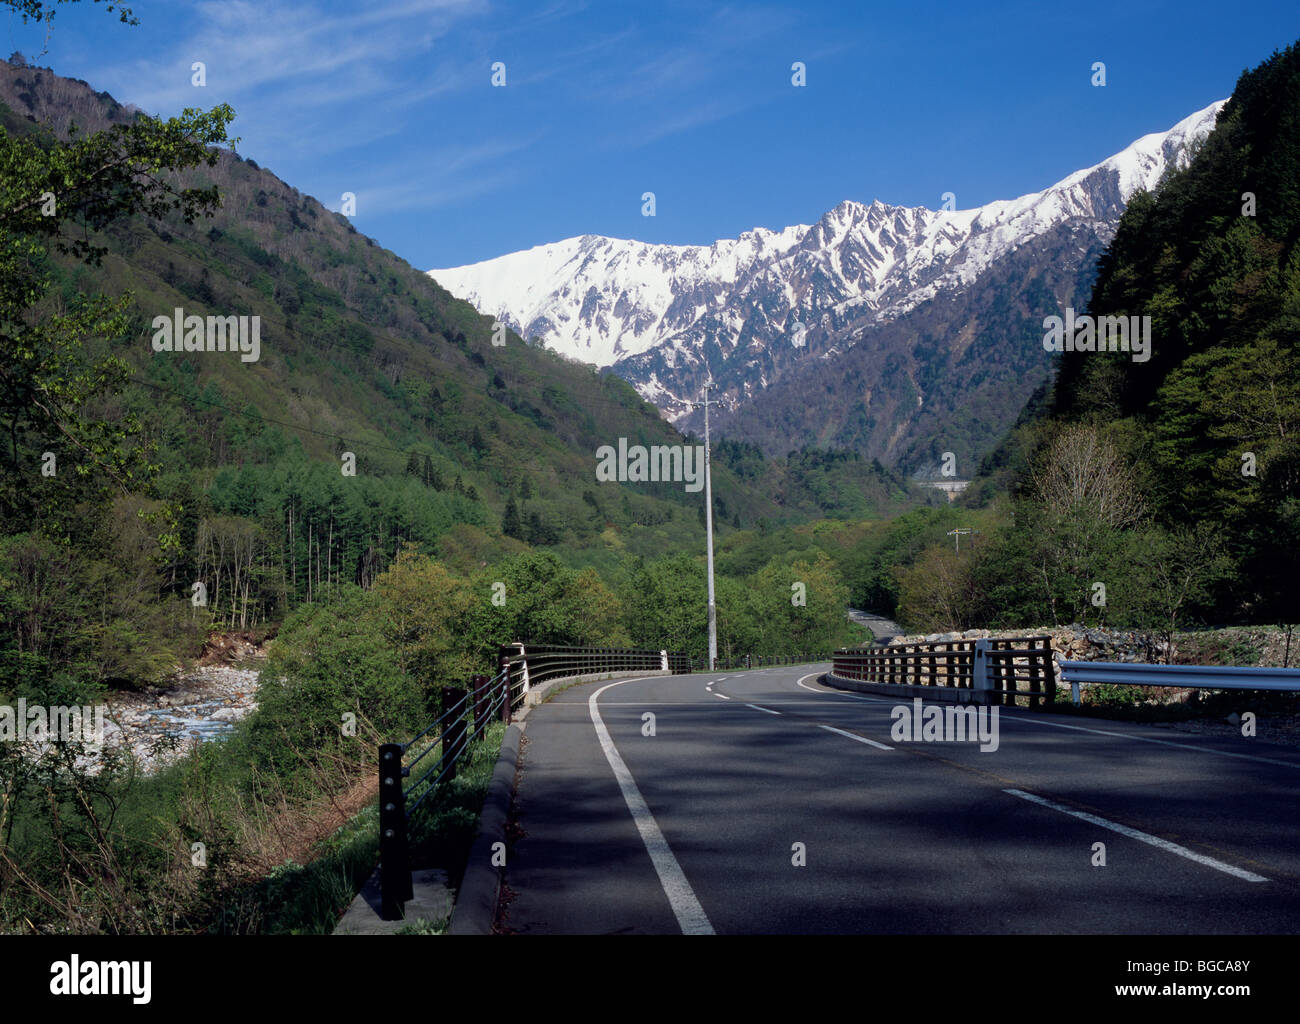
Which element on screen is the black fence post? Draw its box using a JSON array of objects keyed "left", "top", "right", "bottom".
[
  {"left": 378, "top": 742, "right": 412, "bottom": 920},
  {"left": 441, "top": 685, "right": 467, "bottom": 784},
  {"left": 472, "top": 673, "right": 489, "bottom": 733}
]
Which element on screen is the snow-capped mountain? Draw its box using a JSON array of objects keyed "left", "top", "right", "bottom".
[{"left": 430, "top": 101, "right": 1224, "bottom": 465}]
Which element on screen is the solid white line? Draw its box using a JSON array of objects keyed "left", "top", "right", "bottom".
[
  {"left": 818, "top": 724, "right": 893, "bottom": 750},
  {"left": 552, "top": 700, "right": 836, "bottom": 705},
  {"left": 1002, "top": 788, "right": 1269, "bottom": 883},
  {"left": 796, "top": 676, "right": 892, "bottom": 702},
  {"left": 745, "top": 703, "right": 780, "bottom": 715},
  {"left": 589, "top": 679, "right": 715, "bottom": 934},
  {"left": 1001, "top": 715, "right": 1300, "bottom": 769}
]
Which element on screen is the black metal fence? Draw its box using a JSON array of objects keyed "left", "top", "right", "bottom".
[
  {"left": 377, "top": 643, "right": 838, "bottom": 918},
  {"left": 378, "top": 670, "right": 510, "bottom": 919}
]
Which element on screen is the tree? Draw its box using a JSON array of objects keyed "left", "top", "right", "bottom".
[
  {"left": 501, "top": 496, "right": 523, "bottom": 539},
  {"left": 1129, "top": 524, "right": 1235, "bottom": 662},
  {"left": 896, "top": 543, "right": 983, "bottom": 633},
  {"left": 0, "top": 38, "right": 235, "bottom": 537},
  {"left": 1029, "top": 423, "right": 1145, "bottom": 529}
]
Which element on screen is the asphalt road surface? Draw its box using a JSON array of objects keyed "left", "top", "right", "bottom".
[
  {"left": 500, "top": 665, "right": 1300, "bottom": 934},
  {"left": 847, "top": 608, "right": 902, "bottom": 642}
]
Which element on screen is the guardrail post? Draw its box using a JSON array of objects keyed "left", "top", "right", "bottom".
[
  {"left": 661, "top": 649, "right": 669, "bottom": 672},
  {"left": 442, "top": 685, "right": 467, "bottom": 784},
  {"left": 472, "top": 674, "right": 489, "bottom": 733},
  {"left": 379, "top": 742, "right": 412, "bottom": 919},
  {"left": 973, "top": 639, "right": 993, "bottom": 706}
]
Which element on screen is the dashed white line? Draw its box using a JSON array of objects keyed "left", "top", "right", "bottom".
[
  {"left": 589, "top": 679, "right": 715, "bottom": 934},
  {"left": 1003, "top": 788, "right": 1269, "bottom": 883},
  {"left": 745, "top": 703, "right": 780, "bottom": 715},
  {"left": 799, "top": 675, "right": 1300, "bottom": 767},
  {"left": 713, "top": 693, "right": 730, "bottom": 700},
  {"left": 818, "top": 724, "right": 893, "bottom": 750}
]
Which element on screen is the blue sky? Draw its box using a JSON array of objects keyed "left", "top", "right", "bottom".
[{"left": 6, "top": 0, "right": 1297, "bottom": 269}]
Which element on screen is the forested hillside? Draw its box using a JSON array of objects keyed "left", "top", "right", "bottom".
[
  {"left": 892, "top": 42, "right": 1300, "bottom": 636},
  {"left": 0, "top": 58, "right": 921, "bottom": 698}
]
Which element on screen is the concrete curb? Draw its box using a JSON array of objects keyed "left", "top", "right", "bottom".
[
  {"left": 822, "top": 671, "right": 981, "bottom": 704},
  {"left": 448, "top": 719, "right": 524, "bottom": 935}
]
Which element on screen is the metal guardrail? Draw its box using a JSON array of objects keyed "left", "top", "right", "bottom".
[
  {"left": 831, "top": 637, "right": 1055, "bottom": 707},
  {"left": 1059, "top": 660, "right": 1300, "bottom": 705}
]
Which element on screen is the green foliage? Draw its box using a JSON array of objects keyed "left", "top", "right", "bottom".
[
  {"left": 253, "top": 586, "right": 415, "bottom": 762},
  {"left": 841, "top": 505, "right": 967, "bottom": 618},
  {"left": 958, "top": 40, "right": 1300, "bottom": 631}
]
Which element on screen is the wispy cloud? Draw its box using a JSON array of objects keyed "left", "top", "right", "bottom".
[
  {"left": 327, "top": 134, "right": 542, "bottom": 216},
  {"left": 97, "top": 0, "right": 488, "bottom": 117}
]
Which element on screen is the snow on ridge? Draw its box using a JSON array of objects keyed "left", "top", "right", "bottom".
[{"left": 428, "top": 100, "right": 1226, "bottom": 370}]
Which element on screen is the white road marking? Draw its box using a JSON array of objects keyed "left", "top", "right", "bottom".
[
  {"left": 589, "top": 679, "right": 715, "bottom": 934},
  {"left": 796, "top": 675, "right": 892, "bottom": 702},
  {"left": 1003, "top": 789, "right": 1269, "bottom": 883},
  {"left": 745, "top": 703, "right": 780, "bottom": 715},
  {"left": 799, "top": 676, "right": 1300, "bottom": 766},
  {"left": 1001, "top": 715, "right": 1300, "bottom": 769},
  {"left": 552, "top": 699, "right": 841, "bottom": 706},
  {"left": 818, "top": 724, "right": 893, "bottom": 750}
]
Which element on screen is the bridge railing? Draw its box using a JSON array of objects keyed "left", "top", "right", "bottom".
[
  {"left": 1058, "top": 661, "right": 1300, "bottom": 705},
  {"left": 831, "top": 637, "right": 1055, "bottom": 706},
  {"left": 498, "top": 645, "right": 690, "bottom": 706},
  {"left": 690, "top": 653, "right": 833, "bottom": 671}
]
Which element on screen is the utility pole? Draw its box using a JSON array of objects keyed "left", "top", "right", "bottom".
[
  {"left": 690, "top": 379, "right": 719, "bottom": 670},
  {"left": 946, "top": 527, "right": 978, "bottom": 553}
]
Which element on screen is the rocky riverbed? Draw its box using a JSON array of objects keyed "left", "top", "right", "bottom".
[{"left": 99, "top": 663, "right": 262, "bottom": 773}]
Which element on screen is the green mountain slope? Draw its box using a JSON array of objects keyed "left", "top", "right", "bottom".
[
  {"left": 957, "top": 41, "right": 1300, "bottom": 628},
  {"left": 0, "top": 59, "right": 927, "bottom": 690}
]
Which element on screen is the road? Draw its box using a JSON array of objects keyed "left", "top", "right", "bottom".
[
  {"left": 500, "top": 664, "right": 1300, "bottom": 934},
  {"left": 847, "top": 607, "right": 902, "bottom": 642}
]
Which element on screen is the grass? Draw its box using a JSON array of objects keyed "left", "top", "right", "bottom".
[
  {"left": 404, "top": 720, "right": 505, "bottom": 891},
  {"left": 317, "top": 719, "right": 506, "bottom": 936},
  {"left": 1042, "top": 686, "right": 1300, "bottom": 725},
  {"left": 395, "top": 915, "right": 449, "bottom": 935}
]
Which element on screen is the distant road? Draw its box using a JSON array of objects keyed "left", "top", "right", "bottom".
[
  {"left": 501, "top": 665, "right": 1300, "bottom": 934},
  {"left": 847, "top": 608, "right": 901, "bottom": 642}
]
